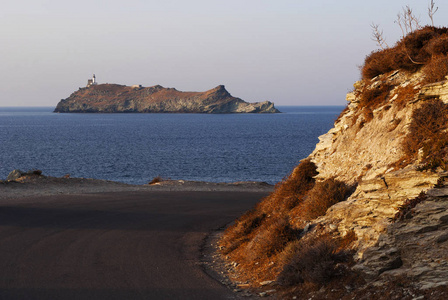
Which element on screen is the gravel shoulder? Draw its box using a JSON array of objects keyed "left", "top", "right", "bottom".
[{"left": 0, "top": 175, "right": 274, "bottom": 200}]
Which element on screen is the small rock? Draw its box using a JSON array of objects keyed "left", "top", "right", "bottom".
[
  {"left": 303, "top": 223, "right": 310, "bottom": 233},
  {"left": 436, "top": 233, "right": 448, "bottom": 243},
  {"left": 7, "top": 169, "right": 24, "bottom": 181},
  {"left": 259, "top": 292, "right": 267, "bottom": 297},
  {"left": 259, "top": 280, "right": 274, "bottom": 286},
  {"left": 417, "top": 225, "right": 439, "bottom": 233},
  {"left": 439, "top": 215, "right": 448, "bottom": 224}
]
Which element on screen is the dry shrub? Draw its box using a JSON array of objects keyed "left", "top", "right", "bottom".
[
  {"left": 422, "top": 54, "right": 448, "bottom": 84},
  {"left": 359, "top": 83, "right": 393, "bottom": 109},
  {"left": 394, "top": 84, "right": 419, "bottom": 108},
  {"left": 246, "top": 218, "right": 299, "bottom": 259},
  {"left": 220, "top": 209, "right": 266, "bottom": 254},
  {"left": 427, "top": 35, "right": 448, "bottom": 57},
  {"left": 403, "top": 99, "right": 448, "bottom": 169},
  {"left": 148, "top": 175, "right": 166, "bottom": 184},
  {"left": 277, "top": 236, "right": 352, "bottom": 287},
  {"left": 220, "top": 159, "right": 317, "bottom": 257},
  {"left": 262, "top": 159, "right": 318, "bottom": 215},
  {"left": 362, "top": 26, "right": 448, "bottom": 80},
  {"left": 295, "top": 178, "right": 350, "bottom": 221},
  {"left": 362, "top": 48, "right": 402, "bottom": 79}
]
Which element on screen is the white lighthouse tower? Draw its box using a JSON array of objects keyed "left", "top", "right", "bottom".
[{"left": 87, "top": 74, "right": 97, "bottom": 87}]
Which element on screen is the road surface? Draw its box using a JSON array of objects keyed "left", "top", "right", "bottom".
[{"left": 0, "top": 191, "right": 267, "bottom": 300}]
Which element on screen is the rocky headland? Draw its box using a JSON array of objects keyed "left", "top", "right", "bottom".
[
  {"left": 218, "top": 25, "right": 448, "bottom": 299},
  {"left": 54, "top": 84, "right": 280, "bottom": 113}
]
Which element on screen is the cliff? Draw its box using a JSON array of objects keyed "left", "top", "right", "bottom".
[
  {"left": 218, "top": 26, "right": 448, "bottom": 298},
  {"left": 54, "top": 84, "right": 280, "bottom": 113}
]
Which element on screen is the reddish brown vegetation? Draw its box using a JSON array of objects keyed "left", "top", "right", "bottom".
[
  {"left": 220, "top": 160, "right": 353, "bottom": 285},
  {"left": 359, "top": 82, "right": 394, "bottom": 109},
  {"left": 403, "top": 99, "right": 448, "bottom": 170},
  {"left": 394, "top": 84, "right": 419, "bottom": 108},
  {"left": 422, "top": 54, "right": 448, "bottom": 84},
  {"left": 294, "top": 178, "right": 351, "bottom": 221},
  {"left": 148, "top": 176, "right": 167, "bottom": 185},
  {"left": 362, "top": 26, "right": 448, "bottom": 81},
  {"left": 277, "top": 235, "right": 353, "bottom": 287}
]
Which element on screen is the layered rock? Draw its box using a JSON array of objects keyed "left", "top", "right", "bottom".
[
  {"left": 302, "top": 71, "right": 448, "bottom": 289},
  {"left": 355, "top": 178, "right": 448, "bottom": 290},
  {"left": 54, "top": 84, "right": 280, "bottom": 113}
]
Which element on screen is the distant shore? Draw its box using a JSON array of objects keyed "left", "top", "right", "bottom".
[{"left": 0, "top": 173, "right": 274, "bottom": 200}]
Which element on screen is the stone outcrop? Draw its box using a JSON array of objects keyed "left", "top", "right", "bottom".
[
  {"left": 54, "top": 84, "right": 280, "bottom": 114},
  {"left": 355, "top": 179, "right": 448, "bottom": 290},
  {"left": 300, "top": 71, "right": 448, "bottom": 290},
  {"left": 417, "top": 75, "right": 448, "bottom": 103}
]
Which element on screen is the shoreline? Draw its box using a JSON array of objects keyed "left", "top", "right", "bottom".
[{"left": 0, "top": 174, "right": 274, "bottom": 200}]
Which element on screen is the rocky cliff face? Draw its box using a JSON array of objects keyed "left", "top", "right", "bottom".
[
  {"left": 218, "top": 70, "right": 448, "bottom": 298},
  {"left": 54, "top": 84, "right": 280, "bottom": 113},
  {"left": 302, "top": 72, "right": 448, "bottom": 289},
  {"left": 218, "top": 26, "right": 448, "bottom": 298}
]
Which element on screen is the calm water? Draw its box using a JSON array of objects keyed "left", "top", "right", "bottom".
[{"left": 0, "top": 106, "right": 343, "bottom": 185}]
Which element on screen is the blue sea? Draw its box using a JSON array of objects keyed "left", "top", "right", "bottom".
[{"left": 0, "top": 106, "right": 343, "bottom": 185}]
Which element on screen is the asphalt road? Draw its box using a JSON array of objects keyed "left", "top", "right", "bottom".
[{"left": 0, "top": 191, "right": 267, "bottom": 300}]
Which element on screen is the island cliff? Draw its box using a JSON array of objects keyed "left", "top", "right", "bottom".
[
  {"left": 54, "top": 84, "right": 280, "bottom": 113},
  {"left": 219, "top": 25, "right": 448, "bottom": 298}
]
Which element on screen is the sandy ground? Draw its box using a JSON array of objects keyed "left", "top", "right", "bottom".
[{"left": 0, "top": 174, "right": 274, "bottom": 200}]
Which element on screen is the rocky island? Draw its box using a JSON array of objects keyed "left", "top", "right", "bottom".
[{"left": 54, "top": 79, "right": 279, "bottom": 114}]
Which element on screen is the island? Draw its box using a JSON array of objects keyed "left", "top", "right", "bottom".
[{"left": 54, "top": 76, "right": 280, "bottom": 114}]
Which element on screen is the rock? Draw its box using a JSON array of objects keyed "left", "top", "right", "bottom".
[
  {"left": 259, "top": 280, "right": 274, "bottom": 286},
  {"left": 54, "top": 84, "right": 280, "bottom": 114},
  {"left": 7, "top": 169, "right": 24, "bottom": 181},
  {"left": 436, "top": 233, "right": 448, "bottom": 243}
]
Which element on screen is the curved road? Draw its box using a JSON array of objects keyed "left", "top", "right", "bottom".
[{"left": 0, "top": 191, "right": 267, "bottom": 300}]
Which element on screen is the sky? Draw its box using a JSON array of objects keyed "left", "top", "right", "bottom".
[{"left": 0, "top": 0, "right": 447, "bottom": 106}]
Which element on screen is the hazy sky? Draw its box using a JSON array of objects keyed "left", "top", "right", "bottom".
[{"left": 1, "top": 0, "right": 446, "bottom": 106}]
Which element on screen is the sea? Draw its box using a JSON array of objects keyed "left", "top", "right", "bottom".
[{"left": 0, "top": 106, "right": 344, "bottom": 185}]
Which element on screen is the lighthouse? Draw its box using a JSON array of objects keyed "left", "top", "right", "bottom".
[{"left": 86, "top": 74, "right": 97, "bottom": 87}]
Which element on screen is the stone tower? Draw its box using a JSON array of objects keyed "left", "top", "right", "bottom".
[{"left": 87, "top": 74, "right": 97, "bottom": 87}]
